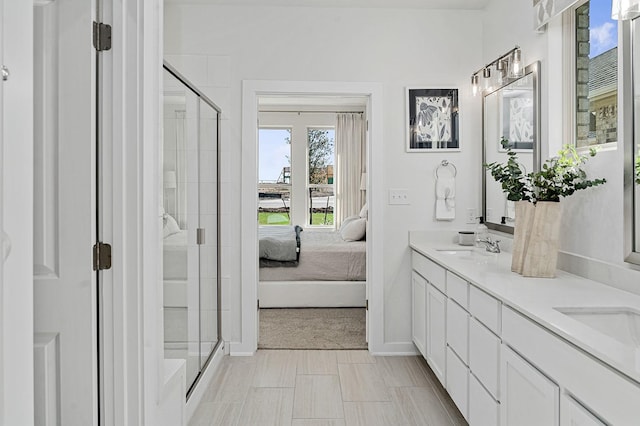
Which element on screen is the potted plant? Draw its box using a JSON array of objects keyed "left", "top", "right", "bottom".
[{"left": 485, "top": 139, "right": 606, "bottom": 277}]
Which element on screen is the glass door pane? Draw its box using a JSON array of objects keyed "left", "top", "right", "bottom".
[
  {"left": 162, "top": 68, "right": 201, "bottom": 388},
  {"left": 198, "top": 98, "right": 219, "bottom": 368}
]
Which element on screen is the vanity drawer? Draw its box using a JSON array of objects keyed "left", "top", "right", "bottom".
[
  {"left": 446, "top": 347, "right": 469, "bottom": 421},
  {"left": 470, "top": 285, "right": 501, "bottom": 335},
  {"left": 469, "top": 317, "right": 500, "bottom": 400},
  {"left": 447, "top": 298, "right": 469, "bottom": 364},
  {"left": 469, "top": 373, "right": 499, "bottom": 426},
  {"left": 412, "top": 251, "right": 446, "bottom": 293},
  {"left": 446, "top": 271, "right": 468, "bottom": 309}
]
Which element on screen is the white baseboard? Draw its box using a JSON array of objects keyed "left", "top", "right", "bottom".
[{"left": 369, "top": 341, "right": 418, "bottom": 356}]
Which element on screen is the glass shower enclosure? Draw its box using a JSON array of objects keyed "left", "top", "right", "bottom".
[{"left": 162, "top": 61, "right": 221, "bottom": 397}]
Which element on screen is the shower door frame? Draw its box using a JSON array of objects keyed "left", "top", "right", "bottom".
[{"left": 162, "top": 61, "right": 223, "bottom": 398}]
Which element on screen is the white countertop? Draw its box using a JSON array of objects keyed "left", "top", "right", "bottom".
[{"left": 409, "top": 231, "right": 640, "bottom": 385}]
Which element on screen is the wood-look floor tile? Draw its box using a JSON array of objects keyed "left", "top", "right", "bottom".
[
  {"left": 376, "top": 356, "right": 430, "bottom": 387},
  {"left": 335, "top": 350, "right": 376, "bottom": 364},
  {"left": 237, "top": 387, "right": 294, "bottom": 426},
  {"left": 203, "top": 362, "right": 256, "bottom": 402},
  {"left": 252, "top": 350, "right": 298, "bottom": 388},
  {"left": 293, "top": 375, "right": 344, "bottom": 419},
  {"left": 391, "top": 387, "right": 455, "bottom": 426},
  {"left": 189, "top": 401, "right": 242, "bottom": 426},
  {"left": 291, "top": 420, "right": 346, "bottom": 426},
  {"left": 343, "top": 401, "right": 407, "bottom": 426},
  {"left": 297, "top": 351, "right": 338, "bottom": 375},
  {"left": 337, "top": 363, "right": 391, "bottom": 402},
  {"left": 414, "top": 357, "right": 466, "bottom": 425}
]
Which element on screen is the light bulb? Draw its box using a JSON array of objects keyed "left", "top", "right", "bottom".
[
  {"left": 511, "top": 48, "right": 523, "bottom": 78},
  {"left": 471, "top": 74, "right": 479, "bottom": 96}
]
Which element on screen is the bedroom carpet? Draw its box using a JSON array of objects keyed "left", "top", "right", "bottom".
[{"left": 258, "top": 308, "right": 367, "bottom": 350}]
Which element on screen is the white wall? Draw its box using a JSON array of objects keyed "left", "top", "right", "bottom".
[
  {"left": 164, "top": 4, "right": 484, "bottom": 346},
  {"left": 483, "top": 0, "right": 640, "bottom": 294}
]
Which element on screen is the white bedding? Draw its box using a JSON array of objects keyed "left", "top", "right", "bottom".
[
  {"left": 163, "top": 230, "right": 187, "bottom": 280},
  {"left": 259, "top": 229, "right": 366, "bottom": 281}
]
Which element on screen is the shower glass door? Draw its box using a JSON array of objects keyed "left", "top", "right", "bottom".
[{"left": 162, "top": 62, "right": 221, "bottom": 396}]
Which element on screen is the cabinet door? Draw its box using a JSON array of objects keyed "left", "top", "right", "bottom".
[
  {"left": 500, "top": 345, "right": 560, "bottom": 426},
  {"left": 412, "top": 271, "right": 427, "bottom": 357},
  {"left": 469, "top": 373, "right": 499, "bottom": 426},
  {"left": 560, "top": 394, "right": 606, "bottom": 426},
  {"left": 446, "top": 347, "right": 469, "bottom": 421},
  {"left": 426, "top": 283, "right": 447, "bottom": 386},
  {"left": 446, "top": 298, "right": 469, "bottom": 365},
  {"left": 469, "top": 317, "right": 500, "bottom": 400}
]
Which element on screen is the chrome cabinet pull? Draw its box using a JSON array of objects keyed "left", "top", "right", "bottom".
[{"left": 1, "top": 65, "right": 9, "bottom": 81}]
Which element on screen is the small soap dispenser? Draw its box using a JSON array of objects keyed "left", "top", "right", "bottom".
[{"left": 475, "top": 216, "right": 488, "bottom": 247}]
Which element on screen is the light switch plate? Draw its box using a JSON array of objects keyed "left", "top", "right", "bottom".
[{"left": 389, "top": 189, "right": 409, "bottom": 205}]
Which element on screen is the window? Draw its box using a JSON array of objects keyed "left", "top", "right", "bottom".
[
  {"left": 307, "top": 128, "right": 335, "bottom": 227},
  {"left": 574, "top": 0, "right": 618, "bottom": 148},
  {"left": 258, "top": 128, "right": 291, "bottom": 225}
]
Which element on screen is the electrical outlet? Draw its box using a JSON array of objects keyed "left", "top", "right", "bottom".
[
  {"left": 466, "top": 208, "right": 476, "bottom": 224},
  {"left": 389, "top": 189, "right": 410, "bottom": 205}
]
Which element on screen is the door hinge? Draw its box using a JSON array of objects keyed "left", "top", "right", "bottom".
[
  {"left": 366, "top": 299, "right": 369, "bottom": 311},
  {"left": 93, "top": 22, "right": 112, "bottom": 52},
  {"left": 257, "top": 299, "right": 260, "bottom": 310},
  {"left": 196, "top": 228, "right": 205, "bottom": 245},
  {"left": 93, "top": 242, "right": 112, "bottom": 271}
]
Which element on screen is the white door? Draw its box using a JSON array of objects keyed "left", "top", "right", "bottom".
[
  {"left": 3, "top": 1, "right": 36, "bottom": 424},
  {"left": 33, "top": 0, "right": 99, "bottom": 424}
]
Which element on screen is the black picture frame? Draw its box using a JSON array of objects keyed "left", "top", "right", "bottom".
[{"left": 406, "top": 88, "right": 460, "bottom": 152}]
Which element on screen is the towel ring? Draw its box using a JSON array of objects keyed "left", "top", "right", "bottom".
[{"left": 436, "top": 160, "right": 457, "bottom": 178}]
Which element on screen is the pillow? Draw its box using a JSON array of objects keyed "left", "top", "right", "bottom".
[
  {"left": 339, "top": 215, "right": 360, "bottom": 232},
  {"left": 359, "top": 203, "right": 368, "bottom": 219},
  {"left": 163, "top": 213, "right": 181, "bottom": 238},
  {"left": 340, "top": 217, "right": 366, "bottom": 241}
]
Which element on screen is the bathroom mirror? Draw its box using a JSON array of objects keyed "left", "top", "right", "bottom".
[{"left": 482, "top": 62, "right": 541, "bottom": 233}]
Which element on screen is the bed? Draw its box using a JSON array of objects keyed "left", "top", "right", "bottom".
[{"left": 259, "top": 227, "right": 367, "bottom": 308}]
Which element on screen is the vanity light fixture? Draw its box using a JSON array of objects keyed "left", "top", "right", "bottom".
[
  {"left": 471, "top": 74, "right": 479, "bottom": 96},
  {"left": 510, "top": 48, "right": 524, "bottom": 79},
  {"left": 470, "top": 45, "right": 522, "bottom": 96}
]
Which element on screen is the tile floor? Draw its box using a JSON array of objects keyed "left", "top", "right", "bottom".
[{"left": 189, "top": 350, "right": 467, "bottom": 426}]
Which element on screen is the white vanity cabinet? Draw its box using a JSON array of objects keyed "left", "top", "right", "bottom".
[
  {"left": 502, "top": 306, "right": 640, "bottom": 425},
  {"left": 410, "top": 239, "right": 640, "bottom": 426},
  {"left": 411, "top": 252, "right": 447, "bottom": 386}
]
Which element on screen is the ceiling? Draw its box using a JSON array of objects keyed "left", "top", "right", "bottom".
[{"left": 164, "top": 0, "right": 490, "bottom": 9}]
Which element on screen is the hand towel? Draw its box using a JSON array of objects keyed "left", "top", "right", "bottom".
[{"left": 435, "top": 176, "right": 456, "bottom": 220}]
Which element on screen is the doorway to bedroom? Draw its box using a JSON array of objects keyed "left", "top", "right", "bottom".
[{"left": 257, "top": 96, "right": 369, "bottom": 350}]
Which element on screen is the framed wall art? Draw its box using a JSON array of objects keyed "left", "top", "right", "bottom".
[{"left": 406, "top": 87, "right": 460, "bottom": 152}]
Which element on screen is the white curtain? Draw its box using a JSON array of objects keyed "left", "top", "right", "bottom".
[{"left": 335, "top": 113, "right": 366, "bottom": 227}]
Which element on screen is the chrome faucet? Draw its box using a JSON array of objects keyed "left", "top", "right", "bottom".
[{"left": 477, "top": 237, "right": 501, "bottom": 253}]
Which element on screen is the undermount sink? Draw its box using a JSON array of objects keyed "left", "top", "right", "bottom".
[
  {"left": 554, "top": 307, "right": 640, "bottom": 348},
  {"left": 436, "top": 248, "right": 496, "bottom": 263}
]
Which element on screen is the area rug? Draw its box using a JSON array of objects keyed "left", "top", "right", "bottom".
[{"left": 258, "top": 308, "right": 367, "bottom": 350}]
